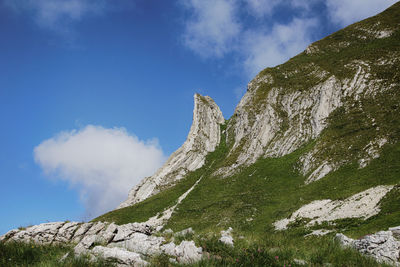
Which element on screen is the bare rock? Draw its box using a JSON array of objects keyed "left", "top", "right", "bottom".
[
  {"left": 175, "top": 240, "right": 203, "bottom": 264},
  {"left": 72, "top": 223, "right": 93, "bottom": 243},
  {"left": 335, "top": 233, "right": 354, "bottom": 247},
  {"left": 219, "top": 227, "right": 234, "bottom": 246},
  {"left": 274, "top": 185, "right": 393, "bottom": 230},
  {"left": 55, "top": 222, "right": 80, "bottom": 243},
  {"left": 92, "top": 246, "right": 148, "bottom": 266},
  {"left": 175, "top": 227, "right": 194, "bottom": 237},
  {"left": 100, "top": 223, "right": 118, "bottom": 244},
  {"left": 0, "top": 229, "right": 19, "bottom": 242},
  {"left": 113, "top": 223, "right": 152, "bottom": 242},
  {"left": 74, "top": 235, "right": 97, "bottom": 255},
  {"left": 336, "top": 229, "right": 400, "bottom": 265},
  {"left": 109, "top": 232, "right": 165, "bottom": 255},
  {"left": 85, "top": 222, "right": 106, "bottom": 236}
]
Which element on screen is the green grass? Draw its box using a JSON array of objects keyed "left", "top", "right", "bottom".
[{"left": 0, "top": 241, "right": 114, "bottom": 267}]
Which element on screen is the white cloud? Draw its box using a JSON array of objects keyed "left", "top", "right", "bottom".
[
  {"left": 4, "top": 0, "right": 106, "bottom": 33},
  {"left": 180, "top": 0, "right": 320, "bottom": 77},
  {"left": 326, "top": 0, "right": 398, "bottom": 27},
  {"left": 182, "top": 0, "right": 241, "bottom": 58},
  {"left": 34, "top": 125, "right": 166, "bottom": 218},
  {"left": 243, "top": 18, "right": 318, "bottom": 76},
  {"left": 244, "top": 0, "right": 281, "bottom": 17}
]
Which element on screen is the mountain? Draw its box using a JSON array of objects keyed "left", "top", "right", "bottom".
[{"left": 2, "top": 2, "right": 400, "bottom": 266}]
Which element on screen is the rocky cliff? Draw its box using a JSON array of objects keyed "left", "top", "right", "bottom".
[{"left": 118, "top": 94, "right": 224, "bottom": 208}]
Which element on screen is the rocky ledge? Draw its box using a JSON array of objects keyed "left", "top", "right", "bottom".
[
  {"left": 336, "top": 226, "right": 400, "bottom": 266},
  {"left": 0, "top": 221, "right": 203, "bottom": 266}
]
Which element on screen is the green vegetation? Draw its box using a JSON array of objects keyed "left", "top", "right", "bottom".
[{"left": 0, "top": 241, "right": 114, "bottom": 267}]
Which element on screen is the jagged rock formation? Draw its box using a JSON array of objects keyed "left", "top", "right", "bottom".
[
  {"left": 1, "top": 221, "right": 203, "bottom": 265},
  {"left": 274, "top": 185, "right": 394, "bottom": 230},
  {"left": 336, "top": 227, "right": 400, "bottom": 265},
  {"left": 119, "top": 93, "right": 224, "bottom": 208}
]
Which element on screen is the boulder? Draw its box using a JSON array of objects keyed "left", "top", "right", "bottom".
[
  {"left": 92, "top": 246, "right": 148, "bottom": 266},
  {"left": 219, "top": 227, "right": 234, "bottom": 246},
  {"left": 336, "top": 229, "right": 400, "bottom": 265},
  {"left": 175, "top": 240, "right": 203, "bottom": 263}
]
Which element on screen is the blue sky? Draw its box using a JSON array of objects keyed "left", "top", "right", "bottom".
[{"left": 0, "top": 0, "right": 397, "bottom": 234}]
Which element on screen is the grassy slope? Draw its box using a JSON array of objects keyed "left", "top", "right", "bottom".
[{"left": 0, "top": 241, "right": 114, "bottom": 267}]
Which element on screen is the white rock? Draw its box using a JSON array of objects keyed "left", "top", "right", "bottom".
[
  {"left": 72, "top": 223, "right": 93, "bottom": 243},
  {"left": 85, "top": 222, "right": 106, "bottom": 236},
  {"left": 219, "top": 227, "right": 234, "bottom": 246},
  {"left": 176, "top": 227, "right": 194, "bottom": 237},
  {"left": 337, "top": 230, "right": 400, "bottom": 265},
  {"left": 55, "top": 222, "right": 80, "bottom": 243},
  {"left": 335, "top": 233, "right": 354, "bottom": 247},
  {"left": 175, "top": 240, "right": 203, "bottom": 264},
  {"left": 161, "top": 242, "right": 177, "bottom": 256},
  {"left": 119, "top": 94, "right": 224, "bottom": 208},
  {"left": 100, "top": 223, "right": 118, "bottom": 244},
  {"left": 274, "top": 185, "right": 393, "bottom": 230},
  {"left": 74, "top": 235, "right": 97, "bottom": 255},
  {"left": 113, "top": 223, "right": 152, "bottom": 242},
  {"left": 0, "top": 229, "right": 19, "bottom": 242},
  {"left": 92, "top": 246, "right": 148, "bottom": 266},
  {"left": 11, "top": 222, "right": 65, "bottom": 244},
  {"left": 109, "top": 232, "right": 165, "bottom": 255}
]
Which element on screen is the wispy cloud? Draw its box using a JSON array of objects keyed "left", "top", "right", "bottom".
[
  {"left": 244, "top": 0, "right": 281, "bottom": 17},
  {"left": 180, "top": 0, "right": 319, "bottom": 77},
  {"left": 34, "top": 125, "right": 166, "bottom": 218},
  {"left": 243, "top": 18, "right": 318, "bottom": 76},
  {"left": 181, "top": 0, "right": 241, "bottom": 58},
  {"left": 180, "top": 0, "right": 397, "bottom": 79},
  {"left": 326, "top": 0, "right": 398, "bottom": 27},
  {"left": 4, "top": 0, "right": 108, "bottom": 35}
]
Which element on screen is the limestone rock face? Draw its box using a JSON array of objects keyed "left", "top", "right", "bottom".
[
  {"left": 336, "top": 228, "right": 400, "bottom": 265},
  {"left": 217, "top": 59, "right": 391, "bottom": 180},
  {"left": 274, "top": 185, "right": 394, "bottom": 230},
  {"left": 1, "top": 221, "right": 204, "bottom": 265},
  {"left": 92, "top": 246, "right": 148, "bottom": 266},
  {"left": 119, "top": 93, "right": 224, "bottom": 208}
]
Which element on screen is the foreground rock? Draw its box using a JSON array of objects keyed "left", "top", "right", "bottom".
[
  {"left": 336, "top": 227, "right": 400, "bottom": 265},
  {"left": 219, "top": 227, "right": 234, "bottom": 247},
  {"left": 274, "top": 185, "right": 394, "bottom": 230},
  {"left": 1, "top": 221, "right": 203, "bottom": 265}
]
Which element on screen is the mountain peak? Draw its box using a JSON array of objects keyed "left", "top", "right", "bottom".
[{"left": 118, "top": 94, "right": 224, "bottom": 208}]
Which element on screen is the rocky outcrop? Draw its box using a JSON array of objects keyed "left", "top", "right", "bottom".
[
  {"left": 274, "top": 185, "right": 394, "bottom": 230},
  {"left": 336, "top": 227, "right": 400, "bottom": 265},
  {"left": 1, "top": 221, "right": 204, "bottom": 265},
  {"left": 217, "top": 59, "right": 390, "bottom": 180},
  {"left": 119, "top": 93, "right": 224, "bottom": 208},
  {"left": 219, "top": 227, "right": 234, "bottom": 246}
]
